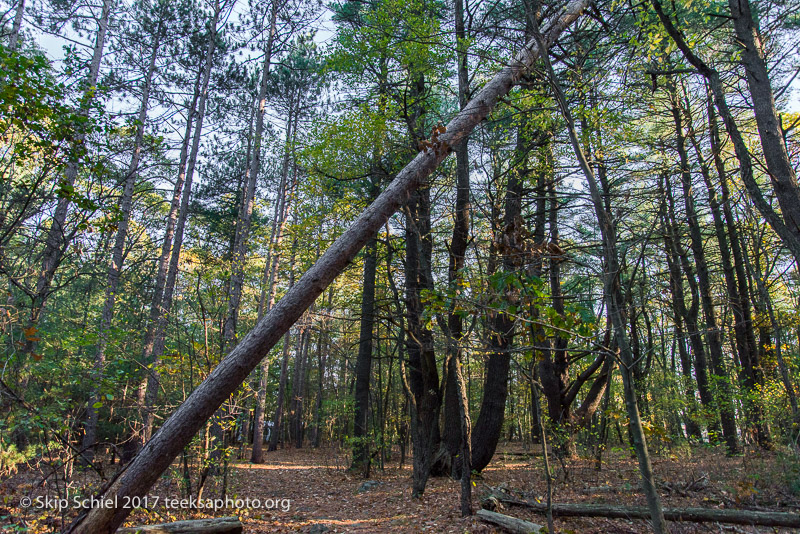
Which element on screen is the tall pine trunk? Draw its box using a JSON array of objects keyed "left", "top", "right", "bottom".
[
  {"left": 536, "top": 28, "right": 669, "bottom": 532},
  {"left": 82, "top": 24, "right": 163, "bottom": 461},
  {"left": 667, "top": 80, "right": 738, "bottom": 452},
  {"left": 252, "top": 102, "right": 299, "bottom": 462},
  {"left": 23, "top": 0, "right": 112, "bottom": 359},
  {"left": 135, "top": 0, "right": 221, "bottom": 452},
  {"left": 9, "top": 0, "right": 25, "bottom": 51}
]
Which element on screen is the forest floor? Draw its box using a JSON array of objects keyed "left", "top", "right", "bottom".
[{"left": 2, "top": 443, "right": 800, "bottom": 533}]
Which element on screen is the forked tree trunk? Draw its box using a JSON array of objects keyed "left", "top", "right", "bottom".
[
  {"left": 65, "top": 4, "right": 590, "bottom": 531},
  {"left": 406, "top": 183, "right": 442, "bottom": 497}
]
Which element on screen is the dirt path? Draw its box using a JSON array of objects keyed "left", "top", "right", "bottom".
[{"left": 4, "top": 445, "right": 799, "bottom": 532}]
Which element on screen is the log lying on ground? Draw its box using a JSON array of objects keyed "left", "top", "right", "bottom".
[
  {"left": 476, "top": 510, "right": 542, "bottom": 533},
  {"left": 491, "top": 494, "right": 800, "bottom": 528},
  {"left": 117, "top": 516, "right": 242, "bottom": 534},
  {"left": 64, "top": 1, "right": 590, "bottom": 533}
]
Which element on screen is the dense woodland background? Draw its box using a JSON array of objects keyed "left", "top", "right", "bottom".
[{"left": 1, "top": 0, "right": 800, "bottom": 530}]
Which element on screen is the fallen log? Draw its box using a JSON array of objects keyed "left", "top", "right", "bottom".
[
  {"left": 117, "top": 516, "right": 242, "bottom": 534},
  {"left": 476, "top": 510, "right": 542, "bottom": 533},
  {"left": 491, "top": 494, "right": 800, "bottom": 528}
]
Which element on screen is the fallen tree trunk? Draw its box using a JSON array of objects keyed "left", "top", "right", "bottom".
[
  {"left": 492, "top": 495, "right": 800, "bottom": 528},
  {"left": 64, "top": 1, "right": 590, "bottom": 532},
  {"left": 477, "top": 509, "right": 542, "bottom": 533},
  {"left": 117, "top": 516, "right": 242, "bottom": 534}
]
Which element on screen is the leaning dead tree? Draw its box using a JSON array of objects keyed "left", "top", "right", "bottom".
[{"left": 65, "top": 1, "right": 590, "bottom": 532}]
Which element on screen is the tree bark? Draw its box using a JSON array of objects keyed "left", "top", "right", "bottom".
[
  {"left": 117, "top": 516, "right": 242, "bottom": 534},
  {"left": 351, "top": 231, "right": 378, "bottom": 471},
  {"left": 65, "top": 4, "right": 591, "bottom": 530},
  {"left": 441, "top": 0, "right": 472, "bottom": 499},
  {"left": 534, "top": 25, "right": 669, "bottom": 533},
  {"left": 268, "top": 235, "right": 299, "bottom": 452},
  {"left": 23, "top": 0, "right": 111, "bottom": 358},
  {"left": 312, "top": 288, "right": 333, "bottom": 448},
  {"left": 82, "top": 23, "right": 163, "bottom": 462},
  {"left": 476, "top": 510, "right": 542, "bottom": 533},
  {"left": 291, "top": 311, "right": 311, "bottom": 448},
  {"left": 405, "top": 183, "right": 442, "bottom": 497},
  {"left": 667, "top": 80, "right": 739, "bottom": 452},
  {"left": 9, "top": 0, "right": 25, "bottom": 51},
  {"left": 136, "top": 0, "right": 221, "bottom": 450}
]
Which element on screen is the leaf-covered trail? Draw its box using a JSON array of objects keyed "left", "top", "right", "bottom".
[
  {"left": 4, "top": 445, "right": 799, "bottom": 532},
  {"left": 188, "top": 447, "right": 800, "bottom": 533},
  {"left": 222, "top": 448, "right": 489, "bottom": 533}
]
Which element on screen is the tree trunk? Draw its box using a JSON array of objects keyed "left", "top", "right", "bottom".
[
  {"left": 9, "top": 0, "right": 25, "bottom": 51},
  {"left": 82, "top": 24, "right": 163, "bottom": 462},
  {"left": 312, "top": 288, "right": 333, "bottom": 448},
  {"left": 491, "top": 496, "right": 800, "bottom": 528},
  {"left": 252, "top": 94, "right": 299, "bottom": 462},
  {"left": 658, "top": 188, "right": 702, "bottom": 441},
  {"left": 662, "top": 172, "right": 719, "bottom": 435},
  {"left": 136, "top": 1, "right": 221, "bottom": 450},
  {"left": 535, "top": 27, "right": 669, "bottom": 532},
  {"left": 352, "top": 230, "right": 378, "bottom": 471},
  {"left": 121, "top": 68, "right": 201, "bottom": 464},
  {"left": 117, "top": 516, "right": 243, "bottom": 534},
  {"left": 470, "top": 3, "right": 537, "bottom": 473},
  {"left": 65, "top": 4, "right": 591, "bottom": 530},
  {"left": 405, "top": 182, "right": 442, "bottom": 497},
  {"left": 23, "top": 0, "right": 111, "bottom": 359},
  {"left": 291, "top": 312, "right": 311, "bottom": 448},
  {"left": 268, "top": 236, "right": 299, "bottom": 452},
  {"left": 476, "top": 510, "right": 542, "bottom": 533},
  {"left": 442, "top": 0, "right": 473, "bottom": 512},
  {"left": 668, "top": 80, "right": 739, "bottom": 453},
  {"left": 238, "top": 3, "right": 278, "bottom": 463}
]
